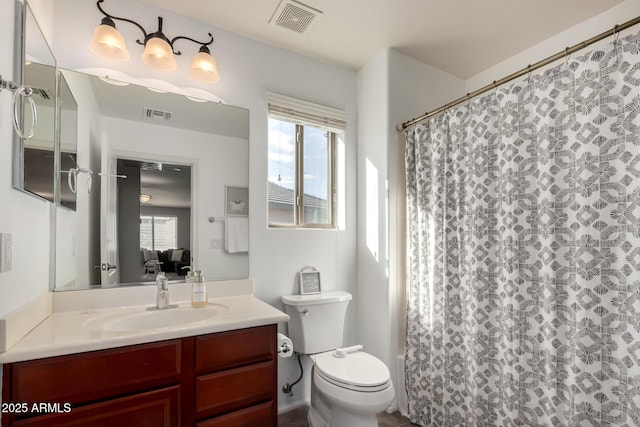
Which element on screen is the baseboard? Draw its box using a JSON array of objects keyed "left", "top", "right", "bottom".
[{"left": 277, "top": 399, "right": 309, "bottom": 414}]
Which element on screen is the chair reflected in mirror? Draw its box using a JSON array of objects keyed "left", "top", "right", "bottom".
[
  {"left": 142, "top": 248, "right": 190, "bottom": 279},
  {"left": 142, "top": 249, "right": 162, "bottom": 277}
]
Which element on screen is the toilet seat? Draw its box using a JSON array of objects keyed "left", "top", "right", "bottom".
[{"left": 314, "top": 350, "right": 391, "bottom": 393}]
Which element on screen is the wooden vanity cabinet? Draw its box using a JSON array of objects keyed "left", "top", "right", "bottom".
[{"left": 1, "top": 324, "right": 277, "bottom": 427}]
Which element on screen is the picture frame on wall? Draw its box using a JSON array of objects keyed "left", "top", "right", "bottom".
[
  {"left": 225, "top": 185, "right": 249, "bottom": 216},
  {"left": 300, "top": 270, "right": 322, "bottom": 295}
]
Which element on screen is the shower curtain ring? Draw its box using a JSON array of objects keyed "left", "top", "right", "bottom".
[
  {"left": 612, "top": 25, "right": 622, "bottom": 56},
  {"left": 564, "top": 47, "right": 570, "bottom": 68}
]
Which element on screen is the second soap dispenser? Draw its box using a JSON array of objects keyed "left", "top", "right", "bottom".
[{"left": 191, "top": 270, "right": 207, "bottom": 308}]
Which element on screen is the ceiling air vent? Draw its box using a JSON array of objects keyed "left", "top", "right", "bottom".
[
  {"left": 140, "top": 161, "right": 163, "bottom": 171},
  {"left": 143, "top": 107, "right": 171, "bottom": 121},
  {"left": 269, "top": 0, "right": 322, "bottom": 34},
  {"left": 30, "top": 87, "right": 53, "bottom": 101}
]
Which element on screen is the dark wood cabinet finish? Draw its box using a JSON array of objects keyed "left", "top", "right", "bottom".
[
  {"left": 10, "top": 340, "right": 182, "bottom": 405},
  {"left": 13, "top": 386, "right": 181, "bottom": 427},
  {"left": 196, "top": 326, "right": 276, "bottom": 373},
  {"left": 195, "top": 401, "right": 275, "bottom": 427},
  {"left": 196, "top": 361, "right": 275, "bottom": 418},
  {"left": 1, "top": 324, "right": 278, "bottom": 426}
]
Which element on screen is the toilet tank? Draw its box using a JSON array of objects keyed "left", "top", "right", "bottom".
[{"left": 282, "top": 291, "right": 352, "bottom": 354}]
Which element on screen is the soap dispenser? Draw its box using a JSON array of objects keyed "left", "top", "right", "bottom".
[
  {"left": 191, "top": 270, "right": 207, "bottom": 308},
  {"left": 156, "top": 272, "right": 170, "bottom": 309}
]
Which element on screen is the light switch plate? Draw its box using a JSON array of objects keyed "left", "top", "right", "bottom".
[
  {"left": 211, "top": 238, "right": 222, "bottom": 249},
  {"left": 0, "top": 233, "right": 12, "bottom": 272}
]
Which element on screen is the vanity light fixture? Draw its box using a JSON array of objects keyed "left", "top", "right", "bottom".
[
  {"left": 88, "top": 0, "right": 220, "bottom": 83},
  {"left": 140, "top": 194, "right": 152, "bottom": 203}
]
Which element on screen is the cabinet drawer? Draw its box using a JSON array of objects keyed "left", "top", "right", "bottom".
[
  {"left": 196, "top": 325, "right": 275, "bottom": 373},
  {"left": 195, "top": 401, "right": 275, "bottom": 427},
  {"left": 195, "top": 360, "right": 275, "bottom": 419},
  {"left": 10, "top": 340, "right": 182, "bottom": 405},
  {"left": 13, "top": 385, "right": 180, "bottom": 427}
]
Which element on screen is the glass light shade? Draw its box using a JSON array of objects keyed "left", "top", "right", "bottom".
[
  {"left": 88, "top": 24, "right": 130, "bottom": 61},
  {"left": 189, "top": 51, "right": 220, "bottom": 83},
  {"left": 141, "top": 37, "right": 177, "bottom": 71},
  {"left": 140, "top": 194, "right": 151, "bottom": 203}
]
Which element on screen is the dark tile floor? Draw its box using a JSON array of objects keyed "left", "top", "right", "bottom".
[{"left": 278, "top": 405, "right": 418, "bottom": 426}]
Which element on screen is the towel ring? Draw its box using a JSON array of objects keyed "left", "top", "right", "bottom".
[
  {"left": 67, "top": 167, "right": 93, "bottom": 194},
  {"left": 1, "top": 75, "right": 38, "bottom": 140},
  {"left": 12, "top": 86, "right": 37, "bottom": 140}
]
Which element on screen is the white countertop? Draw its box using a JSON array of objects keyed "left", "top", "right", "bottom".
[{"left": 0, "top": 279, "right": 289, "bottom": 364}]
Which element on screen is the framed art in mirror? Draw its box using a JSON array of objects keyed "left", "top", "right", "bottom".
[{"left": 225, "top": 185, "right": 249, "bottom": 216}]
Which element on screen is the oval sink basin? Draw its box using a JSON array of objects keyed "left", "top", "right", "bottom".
[{"left": 83, "top": 305, "right": 227, "bottom": 332}]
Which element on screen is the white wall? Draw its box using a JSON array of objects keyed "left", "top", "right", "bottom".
[
  {"left": 356, "top": 48, "right": 390, "bottom": 392},
  {"left": 44, "top": 0, "right": 358, "bottom": 410},
  {"left": 356, "top": 48, "right": 465, "bottom": 411},
  {"left": 0, "top": 1, "right": 51, "bottom": 318}
]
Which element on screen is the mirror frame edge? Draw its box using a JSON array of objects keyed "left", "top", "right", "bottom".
[
  {"left": 12, "top": 0, "right": 25, "bottom": 194},
  {"left": 13, "top": 1, "right": 59, "bottom": 204}
]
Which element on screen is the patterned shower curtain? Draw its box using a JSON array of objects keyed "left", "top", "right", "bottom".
[{"left": 404, "top": 31, "right": 640, "bottom": 426}]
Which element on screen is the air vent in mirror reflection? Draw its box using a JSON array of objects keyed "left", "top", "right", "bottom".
[{"left": 143, "top": 107, "right": 172, "bottom": 121}]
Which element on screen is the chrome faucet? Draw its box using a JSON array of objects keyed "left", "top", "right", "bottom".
[{"left": 150, "top": 272, "right": 177, "bottom": 310}]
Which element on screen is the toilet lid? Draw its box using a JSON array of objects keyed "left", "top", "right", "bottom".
[{"left": 314, "top": 350, "right": 390, "bottom": 391}]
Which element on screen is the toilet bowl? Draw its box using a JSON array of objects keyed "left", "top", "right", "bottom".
[
  {"left": 308, "top": 350, "right": 395, "bottom": 427},
  {"left": 282, "top": 291, "right": 395, "bottom": 427}
]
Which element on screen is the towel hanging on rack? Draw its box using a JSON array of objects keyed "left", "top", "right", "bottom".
[{"left": 225, "top": 216, "right": 248, "bottom": 253}]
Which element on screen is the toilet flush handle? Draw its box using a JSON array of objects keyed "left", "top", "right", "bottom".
[
  {"left": 301, "top": 309, "right": 310, "bottom": 316},
  {"left": 334, "top": 344, "right": 364, "bottom": 358}
]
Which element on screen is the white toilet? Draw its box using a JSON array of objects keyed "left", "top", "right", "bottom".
[{"left": 282, "top": 291, "right": 395, "bottom": 427}]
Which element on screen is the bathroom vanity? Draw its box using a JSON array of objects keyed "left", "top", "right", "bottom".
[{"left": 0, "top": 280, "right": 288, "bottom": 427}]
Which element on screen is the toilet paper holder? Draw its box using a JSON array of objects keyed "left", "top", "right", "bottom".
[
  {"left": 277, "top": 332, "right": 293, "bottom": 357},
  {"left": 278, "top": 341, "right": 292, "bottom": 355}
]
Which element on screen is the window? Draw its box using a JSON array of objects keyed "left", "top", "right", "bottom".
[
  {"left": 266, "top": 92, "right": 346, "bottom": 228},
  {"left": 140, "top": 215, "right": 177, "bottom": 251}
]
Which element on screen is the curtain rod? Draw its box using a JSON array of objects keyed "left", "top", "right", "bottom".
[{"left": 397, "top": 15, "right": 640, "bottom": 132}]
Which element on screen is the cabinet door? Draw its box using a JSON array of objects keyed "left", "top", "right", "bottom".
[
  {"left": 12, "top": 386, "right": 180, "bottom": 427},
  {"left": 195, "top": 401, "right": 275, "bottom": 427},
  {"left": 195, "top": 361, "right": 275, "bottom": 419},
  {"left": 196, "top": 325, "right": 276, "bottom": 373},
  {"left": 9, "top": 340, "right": 182, "bottom": 405}
]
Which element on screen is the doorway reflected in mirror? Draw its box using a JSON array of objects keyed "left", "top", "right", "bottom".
[{"left": 118, "top": 159, "right": 192, "bottom": 284}]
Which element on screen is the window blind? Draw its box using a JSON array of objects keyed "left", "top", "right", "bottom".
[{"left": 266, "top": 91, "right": 347, "bottom": 133}]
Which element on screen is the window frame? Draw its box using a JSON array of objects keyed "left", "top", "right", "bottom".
[
  {"left": 140, "top": 214, "right": 178, "bottom": 251},
  {"left": 268, "top": 121, "right": 337, "bottom": 229}
]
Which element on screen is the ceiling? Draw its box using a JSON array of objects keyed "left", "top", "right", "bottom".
[
  {"left": 139, "top": 0, "right": 623, "bottom": 79},
  {"left": 119, "top": 159, "right": 191, "bottom": 209}
]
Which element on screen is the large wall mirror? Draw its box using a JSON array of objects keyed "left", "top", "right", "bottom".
[{"left": 55, "top": 69, "right": 249, "bottom": 291}]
